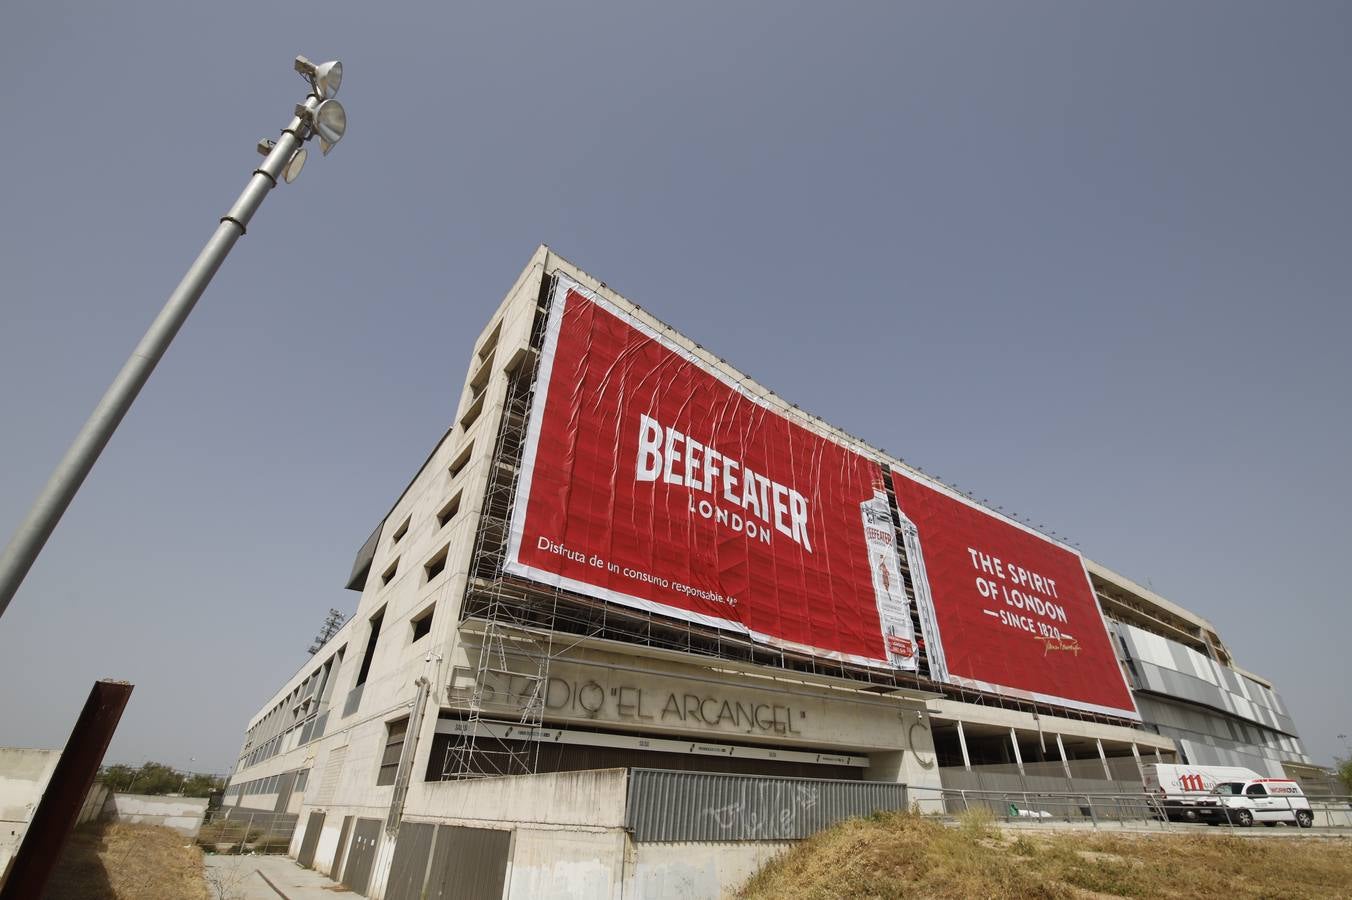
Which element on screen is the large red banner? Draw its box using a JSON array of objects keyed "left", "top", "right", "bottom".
[
  {"left": 506, "top": 278, "right": 917, "bottom": 669},
  {"left": 889, "top": 468, "right": 1138, "bottom": 718}
]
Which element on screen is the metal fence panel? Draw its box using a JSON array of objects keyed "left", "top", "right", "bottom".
[{"left": 626, "top": 768, "right": 908, "bottom": 843}]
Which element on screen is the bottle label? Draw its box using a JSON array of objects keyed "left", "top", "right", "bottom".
[{"left": 860, "top": 491, "right": 917, "bottom": 670}]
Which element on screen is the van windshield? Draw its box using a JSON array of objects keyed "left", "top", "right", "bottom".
[{"left": 1211, "top": 783, "right": 1244, "bottom": 796}]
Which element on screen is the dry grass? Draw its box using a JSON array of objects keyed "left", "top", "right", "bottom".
[
  {"left": 44, "top": 821, "right": 209, "bottom": 900},
  {"left": 739, "top": 812, "right": 1352, "bottom": 899}
]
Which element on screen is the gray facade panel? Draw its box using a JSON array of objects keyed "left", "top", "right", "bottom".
[
  {"left": 626, "top": 768, "right": 908, "bottom": 843},
  {"left": 385, "top": 822, "right": 437, "bottom": 900},
  {"left": 424, "top": 824, "right": 512, "bottom": 900}
]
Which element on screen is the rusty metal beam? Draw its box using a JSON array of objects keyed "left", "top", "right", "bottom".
[{"left": 1, "top": 679, "right": 132, "bottom": 899}]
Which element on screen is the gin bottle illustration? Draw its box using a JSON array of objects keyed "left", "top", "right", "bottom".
[{"left": 860, "top": 478, "right": 917, "bottom": 671}]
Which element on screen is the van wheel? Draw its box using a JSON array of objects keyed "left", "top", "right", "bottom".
[
  {"left": 1296, "top": 810, "right": 1313, "bottom": 829},
  {"left": 1232, "top": 809, "right": 1254, "bottom": 827}
]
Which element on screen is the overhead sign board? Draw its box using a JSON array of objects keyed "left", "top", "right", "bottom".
[
  {"left": 506, "top": 277, "right": 916, "bottom": 670},
  {"left": 890, "top": 468, "right": 1138, "bottom": 719}
]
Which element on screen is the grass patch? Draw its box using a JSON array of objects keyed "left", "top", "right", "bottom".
[
  {"left": 44, "top": 821, "right": 209, "bottom": 900},
  {"left": 739, "top": 812, "right": 1352, "bottom": 899}
]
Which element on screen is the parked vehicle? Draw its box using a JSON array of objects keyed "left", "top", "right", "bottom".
[
  {"left": 1202, "top": 778, "right": 1314, "bottom": 828},
  {"left": 1141, "top": 764, "right": 1261, "bottom": 822}
]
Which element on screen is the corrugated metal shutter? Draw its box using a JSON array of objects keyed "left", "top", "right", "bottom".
[
  {"left": 384, "top": 822, "right": 437, "bottom": 900},
  {"left": 425, "top": 824, "right": 512, "bottom": 900},
  {"left": 297, "top": 811, "right": 325, "bottom": 868},
  {"left": 626, "top": 768, "right": 908, "bottom": 842}
]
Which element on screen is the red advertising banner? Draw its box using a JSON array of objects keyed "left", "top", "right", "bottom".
[
  {"left": 506, "top": 277, "right": 917, "bottom": 669},
  {"left": 889, "top": 468, "right": 1138, "bottom": 718}
]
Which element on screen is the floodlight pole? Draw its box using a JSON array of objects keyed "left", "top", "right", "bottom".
[{"left": 0, "top": 93, "right": 323, "bottom": 622}]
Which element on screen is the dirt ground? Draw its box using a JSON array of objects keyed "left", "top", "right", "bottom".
[
  {"left": 42, "top": 821, "right": 209, "bottom": 900},
  {"left": 740, "top": 810, "right": 1352, "bottom": 899}
]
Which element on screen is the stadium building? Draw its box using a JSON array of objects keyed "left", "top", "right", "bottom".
[{"left": 221, "top": 247, "right": 1315, "bottom": 899}]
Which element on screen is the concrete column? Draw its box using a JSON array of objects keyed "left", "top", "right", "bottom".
[
  {"left": 1130, "top": 742, "right": 1144, "bottom": 778},
  {"left": 865, "top": 708, "right": 942, "bottom": 796},
  {"left": 1096, "top": 738, "right": 1112, "bottom": 780},
  {"left": 955, "top": 720, "right": 972, "bottom": 771},
  {"left": 1009, "top": 727, "right": 1025, "bottom": 776},
  {"left": 1054, "top": 733, "right": 1073, "bottom": 781}
]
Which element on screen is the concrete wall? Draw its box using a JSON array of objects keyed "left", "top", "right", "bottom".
[
  {"left": 0, "top": 748, "right": 61, "bottom": 887},
  {"left": 104, "top": 793, "right": 208, "bottom": 838},
  {"left": 624, "top": 841, "right": 792, "bottom": 900},
  {"left": 507, "top": 828, "right": 627, "bottom": 900}
]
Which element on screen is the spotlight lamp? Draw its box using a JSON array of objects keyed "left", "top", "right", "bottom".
[
  {"left": 294, "top": 56, "right": 343, "bottom": 99},
  {"left": 264, "top": 56, "right": 348, "bottom": 182}
]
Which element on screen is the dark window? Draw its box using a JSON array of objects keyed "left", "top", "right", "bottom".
[
  {"left": 381, "top": 558, "right": 399, "bottom": 587},
  {"left": 391, "top": 516, "right": 410, "bottom": 545},
  {"left": 1246, "top": 784, "right": 1267, "bottom": 796},
  {"left": 424, "top": 546, "right": 449, "bottom": 583},
  {"left": 377, "top": 717, "right": 409, "bottom": 786},
  {"left": 448, "top": 443, "right": 473, "bottom": 478},
  {"left": 437, "top": 492, "right": 462, "bottom": 528},
  {"left": 355, "top": 607, "right": 385, "bottom": 687},
  {"left": 411, "top": 606, "right": 434, "bottom": 642}
]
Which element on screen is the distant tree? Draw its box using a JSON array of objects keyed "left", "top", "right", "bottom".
[
  {"left": 100, "top": 761, "right": 222, "bottom": 796},
  {"left": 100, "top": 763, "right": 137, "bottom": 792},
  {"left": 1337, "top": 756, "right": 1352, "bottom": 794},
  {"left": 181, "top": 773, "right": 225, "bottom": 798}
]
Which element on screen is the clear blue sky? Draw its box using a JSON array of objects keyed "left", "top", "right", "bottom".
[{"left": 1, "top": 2, "right": 1348, "bottom": 776}]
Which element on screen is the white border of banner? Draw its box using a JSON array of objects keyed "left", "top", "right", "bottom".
[
  {"left": 889, "top": 467, "right": 1140, "bottom": 721},
  {"left": 505, "top": 275, "right": 897, "bottom": 670}
]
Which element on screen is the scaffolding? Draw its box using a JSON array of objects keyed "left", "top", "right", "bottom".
[{"left": 438, "top": 278, "right": 1140, "bottom": 781}]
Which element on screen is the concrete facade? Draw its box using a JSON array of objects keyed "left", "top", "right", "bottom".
[{"left": 221, "top": 247, "right": 1315, "bottom": 899}]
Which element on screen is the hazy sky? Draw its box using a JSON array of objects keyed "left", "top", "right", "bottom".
[{"left": 1, "top": 2, "right": 1348, "bottom": 776}]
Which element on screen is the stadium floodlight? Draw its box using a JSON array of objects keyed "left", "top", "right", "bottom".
[
  {"left": 313, "top": 99, "right": 347, "bottom": 155},
  {"left": 283, "top": 147, "right": 308, "bottom": 184},
  {"left": 294, "top": 56, "right": 343, "bottom": 99},
  {"left": 0, "top": 54, "right": 350, "bottom": 622}
]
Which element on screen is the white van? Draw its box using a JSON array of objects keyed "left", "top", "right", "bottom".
[
  {"left": 1141, "top": 764, "right": 1261, "bottom": 822},
  {"left": 1202, "top": 778, "right": 1314, "bottom": 828}
]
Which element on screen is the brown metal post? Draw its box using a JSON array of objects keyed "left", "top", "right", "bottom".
[{"left": 1, "top": 679, "right": 132, "bottom": 899}]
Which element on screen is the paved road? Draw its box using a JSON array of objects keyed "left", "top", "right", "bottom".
[
  {"left": 203, "top": 854, "right": 351, "bottom": 899},
  {"left": 995, "top": 819, "right": 1352, "bottom": 838}
]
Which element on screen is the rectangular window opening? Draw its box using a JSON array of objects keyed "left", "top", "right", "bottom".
[
  {"left": 377, "top": 717, "right": 409, "bottom": 786},
  {"left": 391, "top": 516, "right": 410, "bottom": 545},
  {"left": 424, "top": 545, "right": 449, "bottom": 583},
  {"left": 411, "top": 605, "right": 434, "bottom": 642},
  {"left": 355, "top": 607, "right": 384, "bottom": 687},
  {"left": 476, "top": 320, "right": 501, "bottom": 362},
  {"left": 437, "top": 492, "right": 462, "bottom": 528},
  {"left": 381, "top": 558, "right": 399, "bottom": 587},
  {"left": 448, "top": 443, "right": 473, "bottom": 478}
]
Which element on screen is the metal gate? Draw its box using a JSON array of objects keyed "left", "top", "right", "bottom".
[
  {"left": 342, "top": 817, "right": 383, "bottom": 896},
  {"left": 329, "top": 814, "right": 354, "bottom": 880},
  {"left": 383, "top": 822, "right": 437, "bottom": 900},
  {"left": 425, "top": 825, "right": 511, "bottom": 900},
  {"left": 297, "top": 810, "right": 325, "bottom": 868}
]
